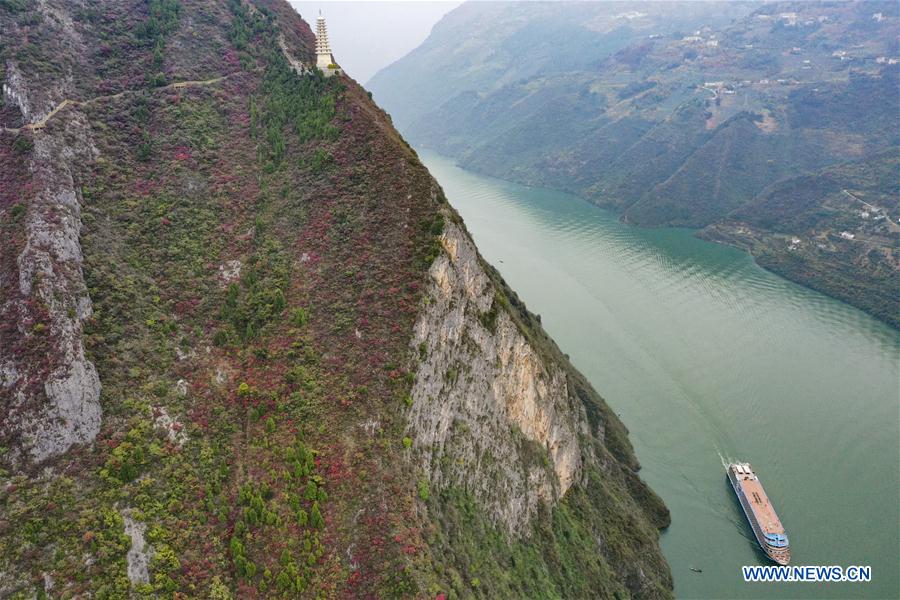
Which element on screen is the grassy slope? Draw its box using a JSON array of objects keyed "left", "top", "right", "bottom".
[{"left": 1, "top": 0, "right": 439, "bottom": 596}]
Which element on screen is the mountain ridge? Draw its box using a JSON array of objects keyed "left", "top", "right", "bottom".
[{"left": 0, "top": 0, "right": 671, "bottom": 596}]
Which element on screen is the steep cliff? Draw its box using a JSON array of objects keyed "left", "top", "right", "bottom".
[
  {"left": 409, "top": 219, "right": 584, "bottom": 532},
  {"left": 0, "top": 1, "right": 671, "bottom": 597},
  {"left": 407, "top": 215, "right": 672, "bottom": 598}
]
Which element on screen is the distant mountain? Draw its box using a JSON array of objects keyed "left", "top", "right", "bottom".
[
  {"left": 370, "top": 0, "right": 900, "bottom": 327},
  {"left": 370, "top": 1, "right": 757, "bottom": 132}
]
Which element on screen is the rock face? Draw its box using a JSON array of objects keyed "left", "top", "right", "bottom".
[
  {"left": 406, "top": 206, "right": 672, "bottom": 598},
  {"left": 409, "top": 217, "right": 587, "bottom": 533},
  {"left": 0, "top": 0, "right": 101, "bottom": 466},
  {"left": 1, "top": 108, "right": 101, "bottom": 465},
  {"left": 2, "top": 62, "right": 31, "bottom": 123},
  {"left": 122, "top": 512, "right": 151, "bottom": 585}
]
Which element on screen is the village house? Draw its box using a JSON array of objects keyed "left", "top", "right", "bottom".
[{"left": 778, "top": 12, "right": 798, "bottom": 25}]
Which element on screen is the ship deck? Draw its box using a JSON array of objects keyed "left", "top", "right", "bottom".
[{"left": 734, "top": 471, "right": 785, "bottom": 535}]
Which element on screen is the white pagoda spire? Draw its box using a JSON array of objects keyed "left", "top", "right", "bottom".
[{"left": 315, "top": 11, "right": 336, "bottom": 71}]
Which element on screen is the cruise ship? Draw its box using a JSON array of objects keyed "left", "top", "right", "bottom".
[{"left": 727, "top": 462, "right": 791, "bottom": 565}]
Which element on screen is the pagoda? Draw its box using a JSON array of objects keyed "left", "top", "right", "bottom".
[{"left": 315, "top": 12, "right": 339, "bottom": 75}]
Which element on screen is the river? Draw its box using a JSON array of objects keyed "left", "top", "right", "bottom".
[{"left": 419, "top": 150, "right": 900, "bottom": 599}]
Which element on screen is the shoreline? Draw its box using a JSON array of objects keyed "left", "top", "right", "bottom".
[{"left": 418, "top": 147, "right": 898, "bottom": 331}]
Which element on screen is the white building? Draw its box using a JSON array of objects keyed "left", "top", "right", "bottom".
[
  {"left": 779, "top": 12, "right": 798, "bottom": 26},
  {"left": 840, "top": 231, "right": 855, "bottom": 240}
]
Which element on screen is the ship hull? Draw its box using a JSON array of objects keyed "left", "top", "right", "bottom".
[{"left": 727, "top": 464, "right": 791, "bottom": 565}]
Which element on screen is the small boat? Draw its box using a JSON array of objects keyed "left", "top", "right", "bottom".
[
  {"left": 690, "top": 567, "right": 702, "bottom": 573},
  {"left": 727, "top": 462, "right": 790, "bottom": 565}
]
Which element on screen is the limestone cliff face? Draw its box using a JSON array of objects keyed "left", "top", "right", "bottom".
[
  {"left": 0, "top": 107, "right": 100, "bottom": 465},
  {"left": 408, "top": 216, "right": 589, "bottom": 533},
  {"left": 405, "top": 204, "right": 673, "bottom": 598}
]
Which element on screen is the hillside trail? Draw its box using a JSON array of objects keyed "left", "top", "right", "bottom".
[
  {"left": 1, "top": 75, "right": 228, "bottom": 134},
  {"left": 843, "top": 189, "right": 899, "bottom": 233}
]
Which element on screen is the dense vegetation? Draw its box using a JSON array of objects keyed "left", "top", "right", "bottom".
[{"left": 1, "top": 0, "right": 429, "bottom": 596}]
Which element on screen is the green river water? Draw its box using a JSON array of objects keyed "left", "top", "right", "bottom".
[{"left": 419, "top": 151, "right": 900, "bottom": 599}]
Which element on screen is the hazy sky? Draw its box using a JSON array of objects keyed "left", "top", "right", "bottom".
[{"left": 291, "top": 1, "right": 462, "bottom": 84}]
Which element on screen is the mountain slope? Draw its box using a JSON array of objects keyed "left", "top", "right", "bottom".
[
  {"left": 701, "top": 151, "right": 900, "bottom": 327},
  {"left": 369, "top": 0, "right": 900, "bottom": 327},
  {"left": 0, "top": 1, "right": 671, "bottom": 597},
  {"left": 369, "top": 1, "right": 756, "bottom": 132}
]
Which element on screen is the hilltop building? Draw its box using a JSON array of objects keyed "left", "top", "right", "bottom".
[{"left": 315, "top": 12, "right": 341, "bottom": 76}]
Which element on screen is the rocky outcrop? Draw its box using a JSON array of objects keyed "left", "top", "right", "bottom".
[
  {"left": 122, "top": 511, "right": 152, "bottom": 585},
  {"left": 407, "top": 216, "right": 589, "bottom": 534},
  {"left": 2, "top": 62, "right": 31, "bottom": 123},
  {"left": 0, "top": 95, "right": 100, "bottom": 464}
]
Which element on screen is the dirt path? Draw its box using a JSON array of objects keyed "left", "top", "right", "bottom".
[
  {"left": 842, "top": 189, "right": 899, "bottom": 233},
  {"left": 1, "top": 75, "right": 229, "bottom": 134},
  {"left": 29, "top": 98, "right": 76, "bottom": 130},
  {"left": 842, "top": 189, "right": 875, "bottom": 210}
]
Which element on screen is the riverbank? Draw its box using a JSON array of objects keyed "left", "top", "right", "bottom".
[
  {"left": 699, "top": 223, "right": 899, "bottom": 330},
  {"left": 436, "top": 153, "right": 898, "bottom": 331}
]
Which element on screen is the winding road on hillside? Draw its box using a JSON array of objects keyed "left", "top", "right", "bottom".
[{"left": 1, "top": 75, "right": 229, "bottom": 134}]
